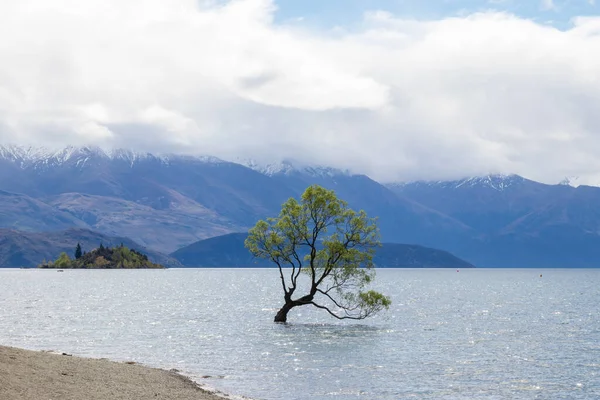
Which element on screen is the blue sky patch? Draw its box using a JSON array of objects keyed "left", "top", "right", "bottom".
[{"left": 273, "top": 0, "right": 598, "bottom": 30}]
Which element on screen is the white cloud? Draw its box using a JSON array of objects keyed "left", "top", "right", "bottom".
[{"left": 1, "top": 0, "right": 600, "bottom": 185}]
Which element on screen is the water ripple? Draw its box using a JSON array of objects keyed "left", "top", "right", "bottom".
[{"left": 0, "top": 268, "right": 599, "bottom": 399}]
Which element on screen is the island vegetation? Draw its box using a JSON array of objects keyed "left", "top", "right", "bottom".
[
  {"left": 246, "top": 184, "right": 391, "bottom": 323},
  {"left": 39, "top": 243, "right": 164, "bottom": 269}
]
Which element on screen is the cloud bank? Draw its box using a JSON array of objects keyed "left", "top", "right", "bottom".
[{"left": 1, "top": 0, "right": 600, "bottom": 184}]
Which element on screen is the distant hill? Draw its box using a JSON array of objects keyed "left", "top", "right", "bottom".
[
  {"left": 170, "top": 233, "right": 475, "bottom": 268},
  {"left": 170, "top": 233, "right": 254, "bottom": 267},
  {"left": 0, "top": 228, "right": 181, "bottom": 268},
  {"left": 373, "top": 243, "right": 475, "bottom": 269}
]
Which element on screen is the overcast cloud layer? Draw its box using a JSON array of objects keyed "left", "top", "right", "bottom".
[{"left": 1, "top": 0, "right": 600, "bottom": 183}]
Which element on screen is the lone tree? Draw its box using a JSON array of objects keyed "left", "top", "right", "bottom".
[
  {"left": 74, "top": 243, "right": 83, "bottom": 259},
  {"left": 245, "top": 185, "right": 391, "bottom": 323}
]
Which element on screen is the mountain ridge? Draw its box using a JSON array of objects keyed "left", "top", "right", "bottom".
[
  {"left": 2, "top": 145, "right": 600, "bottom": 267},
  {"left": 0, "top": 144, "right": 224, "bottom": 170},
  {"left": 4, "top": 144, "right": 595, "bottom": 188},
  {"left": 0, "top": 145, "right": 472, "bottom": 253}
]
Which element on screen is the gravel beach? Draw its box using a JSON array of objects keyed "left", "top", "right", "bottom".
[{"left": 0, "top": 345, "right": 231, "bottom": 400}]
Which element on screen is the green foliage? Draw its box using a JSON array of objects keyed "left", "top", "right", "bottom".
[
  {"left": 245, "top": 184, "right": 391, "bottom": 322},
  {"left": 93, "top": 256, "right": 110, "bottom": 267},
  {"left": 38, "top": 244, "right": 163, "bottom": 269},
  {"left": 54, "top": 252, "right": 72, "bottom": 268}
]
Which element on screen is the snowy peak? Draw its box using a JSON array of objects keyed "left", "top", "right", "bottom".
[
  {"left": 0, "top": 145, "right": 62, "bottom": 164},
  {"left": 242, "top": 159, "right": 352, "bottom": 178},
  {"left": 242, "top": 159, "right": 295, "bottom": 175},
  {"left": 559, "top": 176, "right": 582, "bottom": 188},
  {"left": 453, "top": 174, "right": 525, "bottom": 191},
  {"left": 43, "top": 146, "right": 108, "bottom": 168},
  {"left": 390, "top": 174, "right": 526, "bottom": 192},
  {"left": 106, "top": 148, "right": 153, "bottom": 163},
  {"left": 0, "top": 145, "right": 224, "bottom": 169},
  {"left": 0, "top": 145, "right": 109, "bottom": 169},
  {"left": 558, "top": 176, "right": 600, "bottom": 188}
]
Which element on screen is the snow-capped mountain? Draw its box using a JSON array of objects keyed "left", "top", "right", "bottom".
[
  {"left": 0, "top": 145, "right": 223, "bottom": 170},
  {"left": 0, "top": 145, "right": 293, "bottom": 252},
  {"left": 388, "top": 174, "right": 527, "bottom": 192},
  {"left": 559, "top": 176, "right": 581, "bottom": 187},
  {"left": 0, "top": 145, "right": 151, "bottom": 169},
  {"left": 0, "top": 145, "right": 473, "bottom": 260},
  {"left": 3, "top": 145, "right": 600, "bottom": 268},
  {"left": 394, "top": 173, "right": 600, "bottom": 190},
  {"left": 241, "top": 158, "right": 352, "bottom": 178},
  {"left": 556, "top": 176, "right": 600, "bottom": 188},
  {"left": 451, "top": 174, "right": 526, "bottom": 191}
]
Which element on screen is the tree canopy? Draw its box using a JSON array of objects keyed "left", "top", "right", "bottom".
[
  {"left": 245, "top": 185, "right": 391, "bottom": 323},
  {"left": 74, "top": 243, "right": 82, "bottom": 259}
]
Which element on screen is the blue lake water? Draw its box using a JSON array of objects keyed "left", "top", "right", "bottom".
[{"left": 0, "top": 268, "right": 599, "bottom": 399}]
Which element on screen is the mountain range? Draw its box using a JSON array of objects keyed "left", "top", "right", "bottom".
[{"left": 0, "top": 145, "right": 599, "bottom": 268}]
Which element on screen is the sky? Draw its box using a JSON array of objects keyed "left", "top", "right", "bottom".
[{"left": 1, "top": 0, "right": 600, "bottom": 184}]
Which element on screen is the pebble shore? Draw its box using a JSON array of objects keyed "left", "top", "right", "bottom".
[{"left": 0, "top": 345, "right": 232, "bottom": 400}]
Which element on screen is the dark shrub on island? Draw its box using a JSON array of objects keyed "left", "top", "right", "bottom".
[{"left": 39, "top": 243, "right": 164, "bottom": 269}]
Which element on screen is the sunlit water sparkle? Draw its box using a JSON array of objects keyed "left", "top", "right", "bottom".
[{"left": 0, "top": 268, "right": 599, "bottom": 399}]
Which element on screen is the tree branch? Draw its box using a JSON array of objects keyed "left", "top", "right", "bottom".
[
  {"left": 271, "top": 256, "right": 288, "bottom": 297},
  {"left": 316, "top": 288, "right": 346, "bottom": 309},
  {"left": 310, "top": 302, "right": 367, "bottom": 320}
]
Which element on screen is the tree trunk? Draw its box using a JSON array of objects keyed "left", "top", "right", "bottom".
[{"left": 274, "top": 302, "right": 295, "bottom": 323}]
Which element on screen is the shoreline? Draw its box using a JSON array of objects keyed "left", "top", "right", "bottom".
[{"left": 0, "top": 345, "right": 243, "bottom": 400}]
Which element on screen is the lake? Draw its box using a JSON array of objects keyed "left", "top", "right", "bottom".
[{"left": 0, "top": 268, "right": 599, "bottom": 399}]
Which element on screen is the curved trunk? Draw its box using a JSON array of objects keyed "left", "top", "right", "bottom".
[
  {"left": 274, "top": 301, "right": 295, "bottom": 323},
  {"left": 274, "top": 294, "right": 315, "bottom": 323}
]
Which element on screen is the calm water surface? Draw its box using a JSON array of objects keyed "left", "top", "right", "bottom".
[{"left": 0, "top": 268, "right": 598, "bottom": 399}]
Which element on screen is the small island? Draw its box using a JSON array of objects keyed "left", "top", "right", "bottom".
[{"left": 39, "top": 243, "right": 165, "bottom": 269}]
